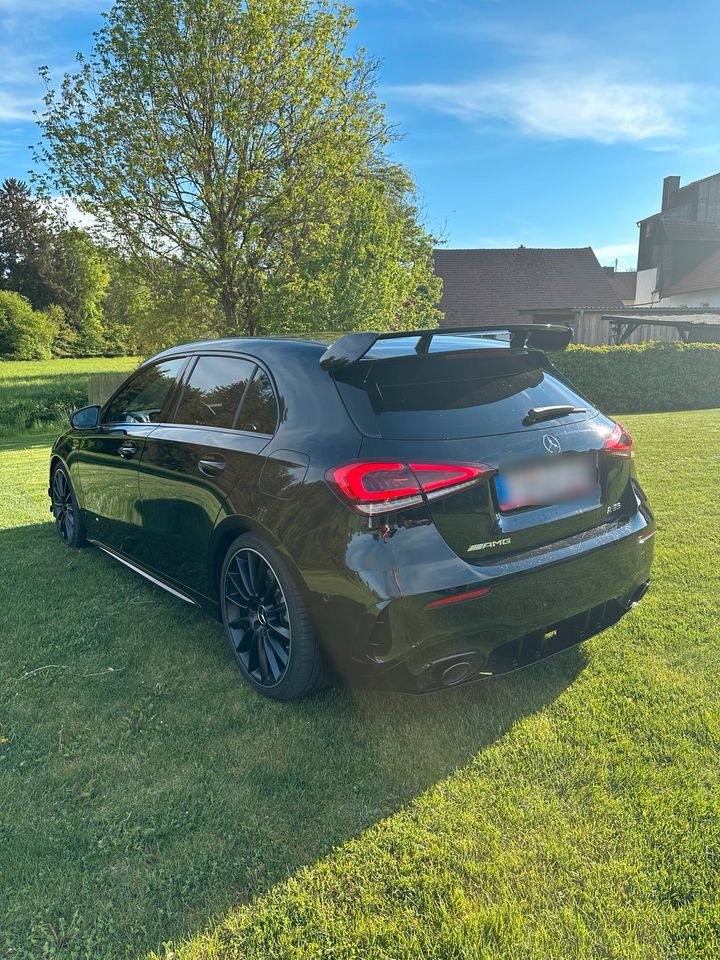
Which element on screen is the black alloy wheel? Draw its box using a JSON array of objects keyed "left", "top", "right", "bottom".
[
  {"left": 224, "top": 547, "right": 291, "bottom": 686},
  {"left": 51, "top": 467, "right": 86, "bottom": 547},
  {"left": 221, "top": 533, "right": 326, "bottom": 700}
]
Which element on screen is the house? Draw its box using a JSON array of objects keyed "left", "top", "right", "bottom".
[
  {"left": 433, "top": 246, "right": 623, "bottom": 330},
  {"left": 635, "top": 172, "right": 720, "bottom": 305},
  {"left": 658, "top": 246, "right": 720, "bottom": 307},
  {"left": 602, "top": 266, "right": 637, "bottom": 306}
]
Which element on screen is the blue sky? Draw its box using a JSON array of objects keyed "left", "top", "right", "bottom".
[{"left": 1, "top": 0, "right": 719, "bottom": 269}]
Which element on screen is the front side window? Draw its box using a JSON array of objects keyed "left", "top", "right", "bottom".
[
  {"left": 103, "top": 358, "right": 185, "bottom": 424},
  {"left": 174, "top": 355, "right": 255, "bottom": 428}
]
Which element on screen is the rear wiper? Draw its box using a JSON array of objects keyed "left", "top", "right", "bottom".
[{"left": 523, "top": 404, "right": 587, "bottom": 425}]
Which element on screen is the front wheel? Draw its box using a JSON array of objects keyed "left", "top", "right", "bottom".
[
  {"left": 220, "top": 533, "right": 326, "bottom": 701},
  {"left": 51, "top": 465, "right": 87, "bottom": 548}
]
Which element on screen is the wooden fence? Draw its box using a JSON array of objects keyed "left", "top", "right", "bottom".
[{"left": 87, "top": 373, "right": 128, "bottom": 406}]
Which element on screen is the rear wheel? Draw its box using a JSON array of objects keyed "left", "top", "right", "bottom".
[
  {"left": 51, "top": 466, "right": 87, "bottom": 548},
  {"left": 220, "top": 533, "right": 325, "bottom": 701}
]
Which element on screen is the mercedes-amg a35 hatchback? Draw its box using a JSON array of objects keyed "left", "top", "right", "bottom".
[{"left": 50, "top": 325, "right": 654, "bottom": 700}]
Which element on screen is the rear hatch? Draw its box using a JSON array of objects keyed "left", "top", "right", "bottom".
[{"left": 332, "top": 335, "right": 635, "bottom": 561}]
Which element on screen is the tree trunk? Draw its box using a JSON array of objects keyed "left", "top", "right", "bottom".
[{"left": 219, "top": 285, "right": 241, "bottom": 334}]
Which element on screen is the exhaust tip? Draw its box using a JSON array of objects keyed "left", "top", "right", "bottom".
[
  {"left": 441, "top": 661, "right": 473, "bottom": 686},
  {"left": 627, "top": 580, "right": 650, "bottom": 610}
]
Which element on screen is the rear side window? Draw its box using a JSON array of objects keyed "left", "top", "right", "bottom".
[
  {"left": 175, "top": 356, "right": 255, "bottom": 428},
  {"left": 104, "top": 357, "right": 185, "bottom": 424},
  {"left": 235, "top": 369, "right": 277, "bottom": 434},
  {"left": 334, "top": 351, "right": 594, "bottom": 440}
]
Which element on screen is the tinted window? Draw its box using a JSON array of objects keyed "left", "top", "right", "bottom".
[
  {"left": 335, "top": 352, "right": 595, "bottom": 440},
  {"left": 175, "top": 355, "right": 255, "bottom": 428},
  {"left": 104, "top": 358, "right": 185, "bottom": 424},
  {"left": 236, "top": 369, "right": 277, "bottom": 434}
]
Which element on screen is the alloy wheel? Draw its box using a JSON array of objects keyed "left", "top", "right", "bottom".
[
  {"left": 223, "top": 548, "right": 292, "bottom": 687},
  {"left": 52, "top": 469, "right": 75, "bottom": 544}
]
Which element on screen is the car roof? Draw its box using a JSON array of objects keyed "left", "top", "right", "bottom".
[
  {"left": 149, "top": 332, "right": 512, "bottom": 369},
  {"left": 149, "top": 336, "right": 329, "bottom": 366}
]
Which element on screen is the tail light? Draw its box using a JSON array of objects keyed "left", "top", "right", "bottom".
[
  {"left": 326, "top": 461, "right": 493, "bottom": 516},
  {"left": 603, "top": 421, "right": 635, "bottom": 459}
]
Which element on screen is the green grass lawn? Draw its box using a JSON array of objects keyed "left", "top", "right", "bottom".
[
  {"left": 0, "top": 356, "right": 140, "bottom": 435},
  {"left": 1, "top": 410, "right": 719, "bottom": 959}
]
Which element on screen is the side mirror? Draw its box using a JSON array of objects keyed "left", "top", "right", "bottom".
[{"left": 70, "top": 404, "right": 101, "bottom": 430}]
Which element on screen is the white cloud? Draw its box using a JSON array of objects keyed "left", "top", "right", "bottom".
[
  {"left": 389, "top": 73, "right": 696, "bottom": 144},
  {"left": 594, "top": 243, "right": 638, "bottom": 271},
  {"left": 0, "top": 90, "right": 36, "bottom": 122},
  {"left": 47, "top": 195, "right": 97, "bottom": 230}
]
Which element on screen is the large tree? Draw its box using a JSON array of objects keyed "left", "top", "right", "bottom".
[
  {"left": 35, "top": 0, "right": 440, "bottom": 336},
  {"left": 51, "top": 228, "right": 111, "bottom": 355},
  {"left": 0, "top": 178, "right": 56, "bottom": 309}
]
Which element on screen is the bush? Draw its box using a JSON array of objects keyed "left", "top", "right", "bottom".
[
  {"left": 549, "top": 340, "right": 720, "bottom": 414},
  {"left": 0, "top": 291, "right": 59, "bottom": 359}
]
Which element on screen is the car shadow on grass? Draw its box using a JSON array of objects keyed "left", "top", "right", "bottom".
[{"left": 1, "top": 521, "right": 588, "bottom": 958}]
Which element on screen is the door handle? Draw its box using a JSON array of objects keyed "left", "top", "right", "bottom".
[
  {"left": 198, "top": 456, "right": 226, "bottom": 475},
  {"left": 118, "top": 441, "right": 138, "bottom": 459}
]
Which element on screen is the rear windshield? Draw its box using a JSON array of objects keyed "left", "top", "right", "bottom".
[{"left": 333, "top": 349, "right": 594, "bottom": 440}]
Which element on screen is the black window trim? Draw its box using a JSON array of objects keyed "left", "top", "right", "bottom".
[
  {"left": 168, "top": 350, "right": 279, "bottom": 438},
  {"left": 100, "top": 355, "right": 193, "bottom": 428}
]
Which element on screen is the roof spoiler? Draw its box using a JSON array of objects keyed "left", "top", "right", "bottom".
[{"left": 319, "top": 324, "right": 574, "bottom": 372}]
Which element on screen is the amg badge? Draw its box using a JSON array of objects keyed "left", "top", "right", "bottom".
[{"left": 467, "top": 537, "right": 512, "bottom": 552}]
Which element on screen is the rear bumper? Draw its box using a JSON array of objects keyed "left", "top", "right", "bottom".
[{"left": 350, "top": 514, "right": 655, "bottom": 693}]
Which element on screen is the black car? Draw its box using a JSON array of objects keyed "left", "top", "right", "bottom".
[{"left": 50, "top": 325, "right": 654, "bottom": 700}]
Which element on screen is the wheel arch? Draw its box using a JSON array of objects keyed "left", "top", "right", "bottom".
[
  {"left": 49, "top": 453, "right": 68, "bottom": 496},
  {"left": 209, "top": 515, "right": 311, "bottom": 612}
]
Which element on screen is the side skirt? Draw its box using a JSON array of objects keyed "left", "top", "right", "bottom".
[{"left": 90, "top": 540, "right": 199, "bottom": 606}]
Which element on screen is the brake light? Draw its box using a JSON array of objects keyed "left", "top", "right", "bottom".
[
  {"left": 603, "top": 422, "right": 635, "bottom": 459},
  {"left": 327, "top": 461, "right": 492, "bottom": 516}
]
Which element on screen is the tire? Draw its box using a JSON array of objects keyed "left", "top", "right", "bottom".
[
  {"left": 220, "top": 533, "right": 326, "bottom": 701},
  {"left": 51, "top": 465, "right": 87, "bottom": 548}
]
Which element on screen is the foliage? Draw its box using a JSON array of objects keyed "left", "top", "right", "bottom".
[
  {"left": 35, "top": 0, "right": 440, "bottom": 335},
  {"left": 1, "top": 411, "right": 720, "bottom": 958},
  {"left": 550, "top": 340, "right": 720, "bottom": 413},
  {"left": 0, "top": 290, "right": 59, "bottom": 360},
  {"left": 129, "top": 262, "right": 225, "bottom": 355},
  {"left": 0, "top": 355, "right": 139, "bottom": 434},
  {"left": 0, "top": 178, "right": 56, "bottom": 309},
  {"left": 261, "top": 163, "right": 442, "bottom": 332},
  {"left": 50, "top": 229, "right": 111, "bottom": 355}
]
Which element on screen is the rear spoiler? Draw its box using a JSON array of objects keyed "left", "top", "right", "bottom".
[{"left": 319, "top": 324, "right": 573, "bottom": 372}]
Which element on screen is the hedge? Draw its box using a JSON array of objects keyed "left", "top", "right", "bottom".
[
  {"left": 549, "top": 341, "right": 720, "bottom": 414},
  {"left": 1, "top": 342, "right": 718, "bottom": 437}
]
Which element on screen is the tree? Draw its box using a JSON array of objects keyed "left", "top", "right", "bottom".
[
  {"left": 262, "top": 162, "right": 441, "bottom": 332},
  {"left": 51, "top": 229, "right": 110, "bottom": 355},
  {"left": 35, "top": 0, "right": 440, "bottom": 336},
  {"left": 104, "top": 256, "right": 224, "bottom": 355},
  {"left": 0, "top": 290, "right": 59, "bottom": 359},
  {"left": 0, "top": 179, "right": 56, "bottom": 309}
]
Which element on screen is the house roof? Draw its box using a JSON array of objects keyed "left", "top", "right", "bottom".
[
  {"left": 666, "top": 247, "right": 720, "bottom": 296},
  {"left": 603, "top": 269, "right": 637, "bottom": 302},
  {"left": 433, "top": 247, "right": 623, "bottom": 327}
]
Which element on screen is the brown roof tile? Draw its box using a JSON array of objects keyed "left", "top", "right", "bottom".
[
  {"left": 666, "top": 247, "right": 720, "bottom": 296},
  {"left": 433, "top": 247, "right": 623, "bottom": 327},
  {"left": 604, "top": 269, "right": 637, "bottom": 302}
]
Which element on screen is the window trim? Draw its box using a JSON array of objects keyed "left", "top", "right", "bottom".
[
  {"left": 169, "top": 351, "right": 279, "bottom": 437},
  {"left": 100, "top": 356, "right": 192, "bottom": 427}
]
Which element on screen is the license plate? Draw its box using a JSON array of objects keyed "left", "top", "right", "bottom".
[{"left": 495, "top": 454, "right": 597, "bottom": 511}]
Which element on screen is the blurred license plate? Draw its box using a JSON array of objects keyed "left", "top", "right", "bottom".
[{"left": 496, "top": 454, "right": 597, "bottom": 511}]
